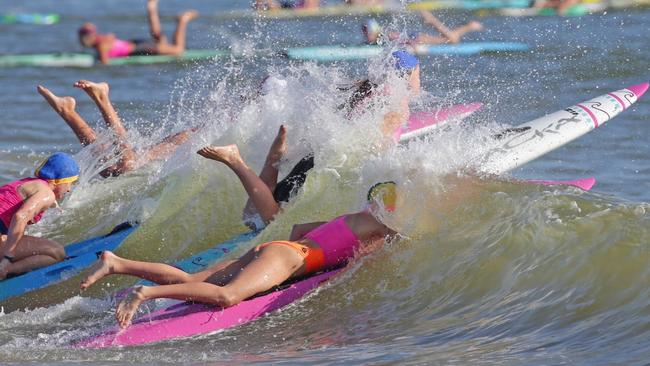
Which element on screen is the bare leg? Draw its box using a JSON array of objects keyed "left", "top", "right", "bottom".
[
  {"left": 81, "top": 250, "right": 252, "bottom": 290},
  {"left": 73, "top": 80, "right": 128, "bottom": 139},
  {"left": 74, "top": 80, "right": 140, "bottom": 175},
  {"left": 0, "top": 235, "right": 65, "bottom": 279},
  {"left": 197, "top": 145, "right": 280, "bottom": 223},
  {"left": 115, "top": 243, "right": 303, "bottom": 328},
  {"left": 154, "top": 10, "right": 198, "bottom": 56},
  {"left": 81, "top": 251, "right": 198, "bottom": 289},
  {"left": 37, "top": 85, "right": 97, "bottom": 146},
  {"left": 242, "top": 125, "right": 286, "bottom": 218},
  {"left": 557, "top": 0, "right": 579, "bottom": 14},
  {"left": 418, "top": 11, "right": 483, "bottom": 44},
  {"left": 146, "top": 0, "right": 163, "bottom": 41},
  {"left": 139, "top": 130, "right": 192, "bottom": 166}
]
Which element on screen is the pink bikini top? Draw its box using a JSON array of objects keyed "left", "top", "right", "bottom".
[
  {"left": 0, "top": 178, "right": 48, "bottom": 228},
  {"left": 303, "top": 215, "right": 360, "bottom": 268},
  {"left": 107, "top": 38, "right": 132, "bottom": 58}
]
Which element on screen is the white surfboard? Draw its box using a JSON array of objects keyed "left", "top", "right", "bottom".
[{"left": 481, "top": 83, "right": 648, "bottom": 174}]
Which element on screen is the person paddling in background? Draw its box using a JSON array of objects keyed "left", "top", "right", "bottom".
[
  {"left": 38, "top": 80, "right": 192, "bottom": 178},
  {"left": 254, "top": 0, "right": 320, "bottom": 10},
  {"left": 343, "top": 50, "right": 421, "bottom": 134},
  {"left": 0, "top": 153, "right": 80, "bottom": 280},
  {"left": 532, "top": 0, "right": 580, "bottom": 14},
  {"left": 362, "top": 11, "right": 483, "bottom": 46},
  {"left": 78, "top": 0, "right": 198, "bottom": 64},
  {"left": 81, "top": 182, "right": 398, "bottom": 328}
]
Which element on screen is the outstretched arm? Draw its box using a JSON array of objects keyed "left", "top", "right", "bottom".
[
  {"left": 0, "top": 188, "right": 55, "bottom": 259},
  {"left": 289, "top": 222, "right": 326, "bottom": 241},
  {"left": 96, "top": 35, "right": 115, "bottom": 65}
]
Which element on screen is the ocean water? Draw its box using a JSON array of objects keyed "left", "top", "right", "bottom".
[{"left": 0, "top": 0, "right": 649, "bottom": 364}]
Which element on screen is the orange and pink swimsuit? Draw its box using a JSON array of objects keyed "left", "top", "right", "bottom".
[{"left": 258, "top": 215, "right": 361, "bottom": 275}]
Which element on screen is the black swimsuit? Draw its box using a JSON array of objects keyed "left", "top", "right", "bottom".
[{"left": 272, "top": 154, "right": 314, "bottom": 203}]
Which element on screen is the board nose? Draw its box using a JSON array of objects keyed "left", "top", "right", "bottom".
[{"left": 627, "top": 82, "right": 649, "bottom": 98}]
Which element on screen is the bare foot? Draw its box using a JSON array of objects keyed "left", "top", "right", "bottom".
[
  {"left": 81, "top": 251, "right": 117, "bottom": 290},
  {"left": 37, "top": 85, "right": 76, "bottom": 116},
  {"left": 116, "top": 286, "right": 147, "bottom": 328},
  {"left": 265, "top": 125, "right": 287, "bottom": 166},
  {"left": 73, "top": 80, "right": 109, "bottom": 101},
  {"left": 197, "top": 144, "right": 242, "bottom": 165},
  {"left": 178, "top": 10, "right": 199, "bottom": 23},
  {"left": 468, "top": 21, "right": 484, "bottom": 32},
  {"left": 147, "top": 0, "right": 159, "bottom": 12}
]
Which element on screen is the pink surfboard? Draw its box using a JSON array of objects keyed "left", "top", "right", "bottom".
[
  {"left": 527, "top": 177, "right": 596, "bottom": 191},
  {"left": 77, "top": 177, "right": 592, "bottom": 349},
  {"left": 76, "top": 269, "right": 343, "bottom": 348},
  {"left": 396, "top": 102, "right": 483, "bottom": 142}
]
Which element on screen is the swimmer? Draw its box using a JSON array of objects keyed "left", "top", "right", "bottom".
[
  {"left": 78, "top": 0, "right": 198, "bottom": 64},
  {"left": 0, "top": 153, "right": 80, "bottom": 280},
  {"left": 254, "top": 0, "right": 320, "bottom": 10},
  {"left": 81, "top": 182, "right": 398, "bottom": 328},
  {"left": 220, "top": 57, "right": 416, "bottom": 232},
  {"left": 344, "top": 50, "right": 421, "bottom": 131},
  {"left": 532, "top": 0, "right": 580, "bottom": 14},
  {"left": 362, "top": 11, "right": 483, "bottom": 46},
  {"left": 227, "top": 52, "right": 420, "bottom": 229},
  {"left": 38, "top": 80, "right": 192, "bottom": 178}
]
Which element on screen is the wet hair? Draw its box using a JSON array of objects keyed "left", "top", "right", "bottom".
[
  {"left": 78, "top": 22, "right": 97, "bottom": 36},
  {"left": 339, "top": 79, "right": 378, "bottom": 116}
]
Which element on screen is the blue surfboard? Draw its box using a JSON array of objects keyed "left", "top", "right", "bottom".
[{"left": 0, "top": 222, "right": 137, "bottom": 304}]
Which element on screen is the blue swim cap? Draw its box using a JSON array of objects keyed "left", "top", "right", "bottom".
[
  {"left": 392, "top": 50, "right": 419, "bottom": 71},
  {"left": 35, "top": 152, "right": 80, "bottom": 184}
]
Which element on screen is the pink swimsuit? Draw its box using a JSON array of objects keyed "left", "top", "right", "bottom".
[
  {"left": 303, "top": 215, "right": 360, "bottom": 268},
  {"left": 0, "top": 178, "right": 48, "bottom": 231},
  {"left": 107, "top": 38, "right": 133, "bottom": 58}
]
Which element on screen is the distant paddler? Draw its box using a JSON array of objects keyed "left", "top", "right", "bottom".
[
  {"left": 78, "top": 0, "right": 198, "bottom": 65},
  {"left": 531, "top": 0, "right": 581, "bottom": 15},
  {"left": 254, "top": 0, "right": 320, "bottom": 10},
  {"left": 0, "top": 153, "right": 80, "bottom": 280},
  {"left": 362, "top": 11, "right": 483, "bottom": 45}
]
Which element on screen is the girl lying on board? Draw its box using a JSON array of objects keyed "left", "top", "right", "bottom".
[
  {"left": 0, "top": 153, "right": 80, "bottom": 280},
  {"left": 81, "top": 181, "right": 399, "bottom": 328},
  {"left": 78, "top": 0, "right": 198, "bottom": 64}
]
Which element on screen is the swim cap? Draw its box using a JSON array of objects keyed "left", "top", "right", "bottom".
[
  {"left": 35, "top": 153, "right": 80, "bottom": 185},
  {"left": 367, "top": 181, "right": 397, "bottom": 212},
  {"left": 363, "top": 19, "right": 382, "bottom": 34},
  {"left": 392, "top": 50, "right": 419, "bottom": 71}
]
